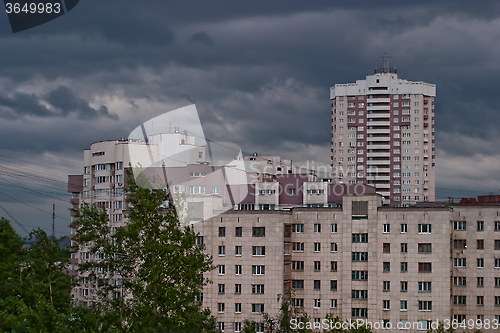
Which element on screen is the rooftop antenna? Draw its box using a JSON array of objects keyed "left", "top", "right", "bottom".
[
  {"left": 382, "top": 53, "right": 390, "bottom": 72},
  {"left": 169, "top": 119, "right": 172, "bottom": 134}
]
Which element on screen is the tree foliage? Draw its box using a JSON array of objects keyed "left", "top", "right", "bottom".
[
  {"left": 71, "top": 169, "right": 217, "bottom": 332},
  {"left": 0, "top": 218, "right": 79, "bottom": 332}
]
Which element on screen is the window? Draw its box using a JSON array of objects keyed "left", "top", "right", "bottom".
[
  {"left": 235, "top": 246, "right": 242, "bottom": 256},
  {"left": 418, "top": 243, "right": 432, "bottom": 253},
  {"left": 495, "top": 221, "right": 500, "bottom": 231},
  {"left": 252, "top": 284, "right": 265, "bottom": 294},
  {"left": 496, "top": 258, "right": 500, "bottom": 268},
  {"left": 419, "top": 301, "right": 432, "bottom": 311},
  {"left": 453, "top": 239, "right": 467, "bottom": 250},
  {"left": 477, "top": 221, "right": 484, "bottom": 231},
  {"left": 454, "top": 276, "right": 466, "bottom": 287},
  {"left": 352, "top": 252, "right": 368, "bottom": 261},
  {"left": 234, "top": 322, "right": 241, "bottom": 332},
  {"left": 352, "top": 290, "right": 368, "bottom": 300},
  {"left": 218, "top": 303, "right": 225, "bottom": 313},
  {"left": 330, "top": 280, "right": 338, "bottom": 291},
  {"left": 292, "top": 298, "right": 304, "bottom": 308},
  {"left": 401, "top": 243, "right": 408, "bottom": 253},
  {"left": 292, "top": 224, "right": 304, "bottom": 233},
  {"left": 218, "top": 265, "right": 225, "bottom": 275},
  {"left": 418, "top": 224, "right": 432, "bottom": 234},
  {"left": 235, "top": 284, "right": 241, "bottom": 294},
  {"left": 331, "top": 242, "right": 338, "bottom": 252},
  {"left": 496, "top": 277, "right": 500, "bottom": 287},
  {"left": 419, "top": 282, "right": 432, "bottom": 292},
  {"left": 190, "top": 186, "right": 205, "bottom": 194},
  {"left": 352, "top": 233, "right": 368, "bottom": 243},
  {"left": 252, "top": 304, "right": 264, "bottom": 313},
  {"left": 252, "top": 265, "right": 265, "bottom": 275},
  {"left": 495, "top": 240, "right": 500, "bottom": 250},
  {"left": 453, "top": 221, "right": 466, "bottom": 230},
  {"left": 352, "top": 271, "right": 368, "bottom": 281},
  {"left": 314, "top": 223, "right": 321, "bottom": 233},
  {"left": 291, "top": 280, "right": 304, "bottom": 290},
  {"left": 314, "top": 261, "right": 321, "bottom": 272},
  {"left": 292, "top": 242, "right": 304, "bottom": 252},
  {"left": 218, "top": 246, "right": 225, "bottom": 256},
  {"left": 331, "top": 261, "right": 338, "bottom": 272},
  {"left": 496, "top": 296, "right": 500, "bottom": 306},
  {"left": 383, "top": 262, "right": 391, "bottom": 272},
  {"left": 418, "top": 262, "right": 432, "bottom": 273},
  {"left": 383, "top": 281, "right": 390, "bottom": 292},
  {"left": 401, "top": 224, "right": 407, "bottom": 233},
  {"left": 314, "top": 299, "right": 321, "bottom": 309},
  {"left": 292, "top": 261, "right": 304, "bottom": 271},
  {"left": 453, "top": 315, "right": 466, "bottom": 324},
  {"left": 235, "top": 265, "right": 242, "bottom": 275},
  {"left": 477, "top": 277, "right": 484, "bottom": 287},
  {"left": 383, "top": 243, "right": 390, "bottom": 253},
  {"left": 212, "top": 186, "right": 220, "bottom": 194},
  {"left": 383, "top": 300, "right": 390, "bottom": 310},
  {"left": 218, "top": 322, "right": 224, "bottom": 332},
  {"left": 352, "top": 308, "right": 368, "bottom": 318},
  {"left": 252, "top": 227, "right": 265, "bottom": 237},
  {"left": 314, "top": 242, "right": 321, "bottom": 252},
  {"left": 477, "top": 239, "right": 484, "bottom": 250},
  {"left": 454, "top": 258, "right": 466, "bottom": 267},
  {"left": 331, "top": 299, "right": 338, "bottom": 309},
  {"left": 453, "top": 296, "right": 467, "bottom": 305},
  {"left": 218, "top": 284, "right": 225, "bottom": 294},
  {"left": 383, "top": 224, "right": 390, "bottom": 233},
  {"left": 219, "top": 227, "right": 225, "bottom": 237},
  {"left": 401, "top": 281, "right": 408, "bottom": 292},
  {"left": 477, "top": 258, "right": 484, "bottom": 268},
  {"left": 314, "top": 280, "right": 321, "bottom": 290},
  {"left": 252, "top": 246, "right": 265, "bottom": 256}
]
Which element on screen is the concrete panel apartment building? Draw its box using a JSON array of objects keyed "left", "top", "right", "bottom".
[
  {"left": 68, "top": 134, "right": 500, "bottom": 332},
  {"left": 330, "top": 57, "right": 436, "bottom": 207},
  {"left": 67, "top": 63, "right": 499, "bottom": 331}
]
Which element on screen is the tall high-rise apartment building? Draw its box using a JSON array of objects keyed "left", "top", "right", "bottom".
[{"left": 330, "top": 58, "right": 436, "bottom": 206}]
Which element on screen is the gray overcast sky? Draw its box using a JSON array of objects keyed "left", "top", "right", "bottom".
[{"left": 1, "top": 0, "right": 499, "bottom": 236}]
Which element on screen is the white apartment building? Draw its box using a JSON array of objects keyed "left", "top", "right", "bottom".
[{"left": 330, "top": 59, "right": 436, "bottom": 206}]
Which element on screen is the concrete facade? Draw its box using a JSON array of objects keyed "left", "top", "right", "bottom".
[{"left": 330, "top": 62, "right": 436, "bottom": 207}]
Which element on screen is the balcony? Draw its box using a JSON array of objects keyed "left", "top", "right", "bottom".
[
  {"left": 367, "top": 144, "right": 390, "bottom": 150},
  {"left": 367, "top": 168, "right": 390, "bottom": 173},
  {"left": 377, "top": 191, "right": 391, "bottom": 197},
  {"left": 367, "top": 160, "right": 390, "bottom": 165},
  {"left": 423, "top": 154, "right": 429, "bottom": 158},
  {"left": 367, "top": 98, "right": 390, "bottom": 103},
  {"left": 423, "top": 138, "right": 428, "bottom": 143},
  {"left": 367, "top": 129, "right": 390, "bottom": 134},
  {"left": 367, "top": 113, "right": 390, "bottom": 118},
  {"left": 366, "top": 176, "right": 390, "bottom": 181},
  {"left": 367, "top": 105, "right": 390, "bottom": 111},
  {"left": 367, "top": 136, "right": 390, "bottom": 141},
  {"left": 367, "top": 152, "right": 390, "bottom": 157},
  {"left": 367, "top": 121, "right": 390, "bottom": 126},
  {"left": 375, "top": 183, "right": 390, "bottom": 189},
  {"left": 424, "top": 184, "right": 429, "bottom": 190}
]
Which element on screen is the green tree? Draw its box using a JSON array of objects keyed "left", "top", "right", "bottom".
[
  {"left": 71, "top": 169, "right": 217, "bottom": 332},
  {"left": 0, "top": 218, "right": 78, "bottom": 333}
]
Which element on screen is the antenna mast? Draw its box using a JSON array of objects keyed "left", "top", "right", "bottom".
[{"left": 52, "top": 202, "right": 55, "bottom": 240}]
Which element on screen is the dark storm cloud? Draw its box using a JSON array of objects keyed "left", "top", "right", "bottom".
[
  {"left": 0, "top": 86, "right": 118, "bottom": 120},
  {"left": 188, "top": 31, "right": 214, "bottom": 47},
  {"left": 1, "top": 0, "right": 500, "bottom": 236},
  {"left": 45, "top": 86, "right": 119, "bottom": 120}
]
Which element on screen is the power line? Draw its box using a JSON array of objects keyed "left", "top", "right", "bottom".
[
  {"left": 0, "top": 190, "right": 71, "bottom": 221},
  {"left": 0, "top": 203, "right": 29, "bottom": 234}
]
